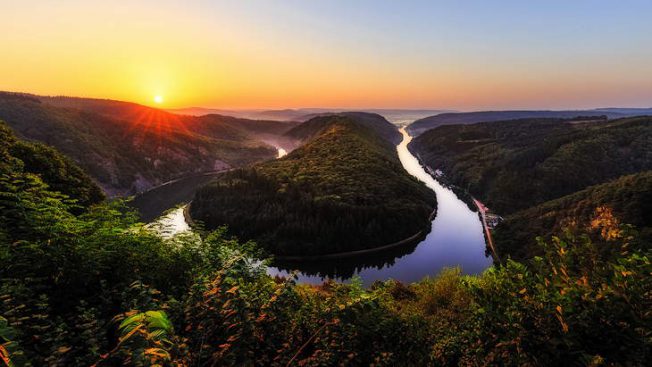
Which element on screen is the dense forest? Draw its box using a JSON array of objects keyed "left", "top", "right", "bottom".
[
  {"left": 0, "top": 119, "right": 649, "bottom": 366},
  {"left": 190, "top": 115, "right": 436, "bottom": 256},
  {"left": 494, "top": 171, "right": 652, "bottom": 260},
  {"left": 410, "top": 117, "right": 652, "bottom": 215},
  {"left": 283, "top": 112, "right": 402, "bottom": 144},
  {"left": 410, "top": 116, "right": 652, "bottom": 263},
  {"left": 0, "top": 92, "right": 295, "bottom": 195}
]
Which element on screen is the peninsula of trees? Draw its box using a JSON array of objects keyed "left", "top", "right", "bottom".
[{"left": 190, "top": 114, "right": 437, "bottom": 256}]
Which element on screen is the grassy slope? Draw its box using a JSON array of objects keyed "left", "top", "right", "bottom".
[{"left": 191, "top": 116, "right": 436, "bottom": 256}]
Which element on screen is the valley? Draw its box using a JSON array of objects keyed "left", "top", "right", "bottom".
[
  {"left": 0, "top": 92, "right": 297, "bottom": 196},
  {"left": 2, "top": 104, "right": 650, "bottom": 366},
  {"left": 188, "top": 114, "right": 436, "bottom": 256},
  {"left": 409, "top": 116, "right": 652, "bottom": 261},
  {"left": 3, "top": 2, "right": 651, "bottom": 364}
]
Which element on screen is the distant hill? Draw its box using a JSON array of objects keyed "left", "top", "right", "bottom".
[
  {"left": 0, "top": 92, "right": 290, "bottom": 195},
  {"left": 409, "top": 116, "right": 652, "bottom": 215},
  {"left": 169, "top": 107, "right": 448, "bottom": 124},
  {"left": 167, "top": 107, "right": 320, "bottom": 121},
  {"left": 595, "top": 107, "right": 652, "bottom": 115},
  {"left": 190, "top": 115, "right": 436, "bottom": 256},
  {"left": 294, "top": 109, "right": 449, "bottom": 125},
  {"left": 406, "top": 109, "right": 648, "bottom": 136},
  {"left": 494, "top": 171, "right": 652, "bottom": 260},
  {"left": 38, "top": 95, "right": 299, "bottom": 140},
  {"left": 283, "top": 112, "right": 402, "bottom": 145}
]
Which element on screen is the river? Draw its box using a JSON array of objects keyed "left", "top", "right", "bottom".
[
  {"left": 267, "top": 127, "right": 492, "bottom": 285},
  {"left": 148, "top": 128, "right": 492, "bottom": 286}
]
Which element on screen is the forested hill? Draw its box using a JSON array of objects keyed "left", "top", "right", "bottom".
[
  {"left": 191, "top": 115, "right": 436, "bottom": 256},
  {"left": 409, "top": 116, "right": 652, "bottom": 215},
  {"left": 37, "top": 95, "right": 299, "bottom": 139},
  {"left": 409, "top": 116, "right": 652, "bottom": 262},
  {"left": 284, "top": 112, "right": 401, "bottom": 145},
  {"left": 494, "top": 171, "right": 652, "bottom": 260},
  {"left": 0, "top": 120, "right": 104, "bottom": 209},
  {"left": 406, "top": 109, "right": 652, "bottom": 136},
  {"left": 0, "top": 92, "right": 290, "bottom": 195}
]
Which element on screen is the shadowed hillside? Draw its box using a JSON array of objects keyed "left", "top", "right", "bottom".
[
  {"left": 0, "top": 92, "right": 293, "bottom": 195},
  {"left": 409, "top": 116, "right": 652, "bottom": 215},
  {"left": 494, "top": 171, "right": 652, "bottom": 260},
  {"left": 0, "top": 119, "right": 104, "bottom": 210},
  {"left": 410, "top": 116, "right": 652, "bottom": 262}
]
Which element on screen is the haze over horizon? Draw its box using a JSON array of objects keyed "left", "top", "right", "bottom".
[{"left": 2, "top": 0, "right": 651, "bottom": 110}]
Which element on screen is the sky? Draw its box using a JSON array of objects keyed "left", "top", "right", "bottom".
[{"left": 1, "top": 0, "right": 651, "bottom": 110}]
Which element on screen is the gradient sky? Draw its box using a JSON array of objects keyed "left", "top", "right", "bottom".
[{"left": 1, "top": 0, "right": 651, "bottom": 110}]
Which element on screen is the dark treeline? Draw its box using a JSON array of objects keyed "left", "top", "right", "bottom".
[
  {"left": 191, "top": 116, "right": 436, "bottom": 256},
  {"left": 495, "top": 171, "right": 652, "bottom": 260}
]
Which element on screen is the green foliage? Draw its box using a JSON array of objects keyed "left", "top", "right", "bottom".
[
  {"left": 410, "top": 117, "right": 652, "bottom": 215},
  {"left": 495, "top": 171, "right": 652, "bottom": 260},
  {"left": 465, "top": 232, "right": 651, "bottom": 366},
  {"left": 9, "top": 140, "right": 105, "bottom": 209},
  {"left": 0, "top": 120, "right": 103, "bottom": 209},
  {"left": 97, "top": 310, "right": 184, "bottom": 367},
  {"left": 191, "top": 116, "right": 436, "bottom": 255},
  {"left": 411, "top": 117, "right": 652, "bottom": 262},
  {"left": 0, "top": 316, "right": 25, "bottom": 367}
]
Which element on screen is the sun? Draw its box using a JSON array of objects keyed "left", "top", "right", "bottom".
[{"left": 153, "top": 95, "right": 164, "bottom": 104}]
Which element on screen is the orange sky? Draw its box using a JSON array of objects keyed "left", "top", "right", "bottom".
[{"left": 1, "top": 1, "right": 651, "bottom": 110}]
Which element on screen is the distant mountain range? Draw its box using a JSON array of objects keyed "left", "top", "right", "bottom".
[
  {"left": 168, "top": 107, "right": 449, "bottom": 124},
  {"left": 408, "top": 109, "right": 652, "bottom": 136}
]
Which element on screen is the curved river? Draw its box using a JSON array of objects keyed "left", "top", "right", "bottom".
[{"left": 267, "top": 128, "right": 492, "bottom": 285}]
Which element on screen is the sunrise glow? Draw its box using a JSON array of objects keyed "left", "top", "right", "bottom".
[{"left": 1, "top": 1, "right": 651, "bottom": 110}]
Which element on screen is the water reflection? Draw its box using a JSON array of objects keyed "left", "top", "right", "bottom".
[{"left": 267, "top": 127, "right": 492, "bottom": 285}]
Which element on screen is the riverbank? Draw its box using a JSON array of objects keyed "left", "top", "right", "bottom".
[
  {"left": 270, "top": 127, "right": 491, "bottom": 285},
  {"left": 273, "top": 207, "right": 437, "bottom": 261},
  {"left": 130, "top": 170, "right": 229, "bottom": 222},
  {"left": 473, "top": 199, "right": 501, "bottom": 263},
  {"left": 411, "top": 151, "right": 500, "bottom": 263}
]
